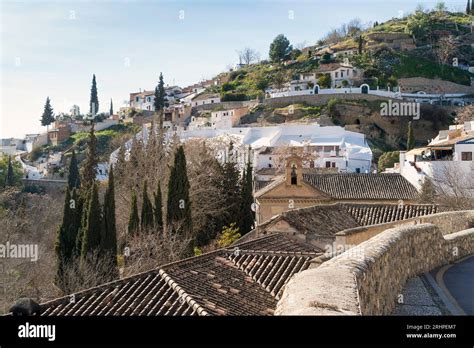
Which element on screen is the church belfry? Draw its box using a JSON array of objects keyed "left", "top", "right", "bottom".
[{"left": 285, "top": 155, "right": 303, "bottom": 186}]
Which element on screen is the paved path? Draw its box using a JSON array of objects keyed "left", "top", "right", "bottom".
[{"left": 438, "top": 255, "right": 474, "bottom": 315}]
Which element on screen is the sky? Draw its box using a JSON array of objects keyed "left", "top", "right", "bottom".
[{"left": 0, "top": 0, "right": 469, "bottom": 138}]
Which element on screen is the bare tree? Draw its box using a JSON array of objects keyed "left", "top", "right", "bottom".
[
  {"left": 238, "top": 47, "right": 260, "bottom": 65},
  {"left": 434, "top": 36, "right": 459, "bottom": 66},
  {"left": 433, "top": 162, "right": 474, "bottom": 209}
]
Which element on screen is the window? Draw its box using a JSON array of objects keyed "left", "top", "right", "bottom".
[
  {"left": 461, "top": 152, "right": 473, "bottom": 161},
  {"left": 340, "top": 71, "right": 344, "bottom": 77},
  {"left": 135, "top": 97, "right": 139, "bottom": 102},
  {"left": 331, "top": 162, "right": 336, "bottom": 168},
  {"left": 335, "top": 72, "right": 339, "bottom": 78},
  {"left": 290, "top": 165, "right": 297, "bottom": 185},
  {"left": 325, "top": 161, "right": 331, "bottom": 168},
  {"left": 356, "top": 168, "right": 361, "bottom": 173}
]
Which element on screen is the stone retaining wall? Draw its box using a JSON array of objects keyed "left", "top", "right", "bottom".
[
  {"left": 262, "top": 93, "right": 393, "bottom": 107},
  {"left": 276, "top": 210, "right": 474, "bottom": 315},
  {"left": 335, "top": 210, "right": 474, "bottom": 247}
]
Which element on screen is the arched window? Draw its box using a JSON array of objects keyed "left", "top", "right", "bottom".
[{"left": 290, "top": 164, "right": 297, "bottom": 185}]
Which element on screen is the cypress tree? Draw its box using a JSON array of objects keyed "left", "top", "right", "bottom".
[
  {"left": 239, "top": 150, "right": 255, "bottom": 235},
  {"left": 80, "top": 183, "right": 102, "bottom": 259},
  {"left": 407, "top": 121, "right": 415, "bottom": 150},
  {"left": 109, "top": 99, "right": 113, "bottom": 116},
  {"left": 55, "top": 188, "right": 75, "bottom": 288},
  {"left": 67, "top": 150, "right": 81, "bottom": 190},
  {"left": 101, "top": 167, "right": 118, "bottom": 279},
  {"left": 81, "top": 124, "right": 98, "bottom": 191},
  {"left": 114, "top": 145, "right": 126, "bottom": 178},
  {"left": 154, "top": 73, "right": 166, "bottom": 128},
  {"left": 221, "top": 142, "right": 241, "bottom": 226},
  {"left": 154, "top": 181, "right": 163, "bottom": 229},
  {"left": 166, "top": 146, "right": 192, "bottom": 233},
  {"left": 128, "top": 190, "right": 140, "bottom": 236},
  {"left": 71, "top": 188, "right": 83, "bottom": 257},
  {"left": 140, "top": 180, "right": 154, "bottom": 230},
  {"left": 471, "top": 0, "right": 473, "bottom": 13},
  {"left": 5, "top": 156, "right": 15, "bottom": 187},
  {"left": 40, "top": 97, "right": 55, "bottom": 139},
  {"left": 467, "top": 0, "right": 471, "bottom": 14},
  {"left": 89, "top": 74, "right": 99, "bottom": 115}
]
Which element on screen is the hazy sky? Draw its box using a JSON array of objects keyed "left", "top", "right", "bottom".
[{"left": 0, "top": 0, "right": 468, "bottom": 138}]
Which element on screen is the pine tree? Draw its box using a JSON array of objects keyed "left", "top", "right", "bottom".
[
  {"left": 81, "top": 124, "right": 98, "bottom": 191},
  {"left": 89, "top": 74, "right": 99, "bottom": 116},
  {"left": 239, "top": 150, "right": 255, "bottom": 235},
  {"left": 101, "top": 167, "right": 118, "bottom": 279},
  {"left": 67, "top": 150, "right": 80, "bottom": 190},
  {"left": 154, "top": 181, "right": 163, "bottom": 229},
  {"left": 167, "top": 146, "right": 192, "bottom": 233},
  {"left": 80, "top": 183, "right": 102, "bottom": 259},
  {"left": 109, "top": 99, "right": 113, "bottom": 116},
  {"left": 467, "top": 0, "right": 471, "bottom": 14},
  {"left": 221, "top": 142, "right": 241, "bottom": 226},
  {"left": 40, "top": 97, "right": 55, "bottom": 136},
  {"left": 5, "top": 156, "right": 15, "bottom": 187},
  {"left": 140, "top": 180, "right": 154, "bottom": 230},
  {"left": 128, "top": 190, "right": 140, "bottom": 236},
  {"left": 407, "top": 121, "right": 415, "bottom": 150},
  {"left": 357, "top": 35, "right": 364, "bottom": 54}
]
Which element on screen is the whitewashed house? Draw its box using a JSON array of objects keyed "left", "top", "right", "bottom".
[
  {"left": 191, "top": 93, "right": 221, "bottom": 107},
  {"left": 398, "top": 121, "right": 474, "bottom": 191}
]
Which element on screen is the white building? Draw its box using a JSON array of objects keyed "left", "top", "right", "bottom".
[
  {"left": 398, "top": 121, "right": 474, "bottom": 191},
  {"left": 191, "top": 93, "right": 221, "bottom": 107},
  {"left": 178, "top": 124, "right": 372, "bottom": 174}
]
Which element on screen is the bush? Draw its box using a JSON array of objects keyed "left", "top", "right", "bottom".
[
  {"left": 377, "top": 151, "right": 400, "bottom": 172},
  {"left": 218, "top": 223, "right": 241, "bottom": 248},
  {"left": 220, "top": 92, "right": 248, "bottom": 102}
]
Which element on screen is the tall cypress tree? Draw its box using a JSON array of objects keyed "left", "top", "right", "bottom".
[
  {"left": 71, "top": 188, "right": 83, "bottom": 257},
  {"left": 55, "top": 188, "right": 75, "bottom": 288},
  {"left": 89, "top": 74, "right": 99, "bottom": 116},
  {"left": 239, "top": 150, "right": 254, "bottom": 235},
  {"left": 471, "top": 0, "right": 473, "bottom": 13},
  {"left": 81, "top": 125, "right": 98, "bottom": 191},
  {"left": 167, "top": 146, "right": 192, "bottom": 233},
  {"left": 221, "top": 142, "right": 241, "bottom": 226},
  {"left": 101, "top": 167, "right": 118, "bottom": 279},
  {"left": 128, "top": 190, "right": 140, "bottom": 236},
  {"left": 67, "top": 150, "right": 80, "bottom": 190},
  {"left": 154, "top": 181, "right": 163, "bottom": 229},
  {"left": 5, "top": 156, "right": 15, "bottom": 187},
  {"left": 467, "top": 0, "right": 471, "bottom": 14},
  {"left": 154, "top": 73, "right": 166, "bottom": 128},
  {"left": 109, "top": 99, "right": 113, "bottom": 116},
  {"left": 407, "top": 121, "right": 415, "bottom": 150},
  {"left": 140, "top": 180, "right": 154, "bottom": 230},
  {"left": 40, "top": 97, "right": 55, "bottom": 136},
  {"left": 80, "top": 183, "right": 102, "bottom": 260}
]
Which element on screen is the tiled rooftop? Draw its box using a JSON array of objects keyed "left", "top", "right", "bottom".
[
  {"left": 303, "top": 173, "right": 419, "bottom": 200},
  {"left": 39, "top": 234, "right": 322, "bottom": 316}
]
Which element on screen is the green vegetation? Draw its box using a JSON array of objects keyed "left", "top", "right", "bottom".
[
  {"left": 377, "top": 151, "right": 400, "bottom": 172},
  {"left": 395, "top": 54, "right": 471, "bottom": 86},
  {"left": 217, "top": 223, "right": 241, "bottom": 248},
  {"left": 1, "top": 156, "right": 22, "bottom": 188},
  {"left": 89, "top": 74, "right": 99, "bottom": 115}
]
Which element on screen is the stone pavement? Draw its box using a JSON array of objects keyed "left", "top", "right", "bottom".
[{"left": 393, "top": 276, "right": 449, "bottom": 316}]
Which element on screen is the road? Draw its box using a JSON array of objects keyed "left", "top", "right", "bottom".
[{"left": 436, "top": 255, "right": 474, "bottom": 315}]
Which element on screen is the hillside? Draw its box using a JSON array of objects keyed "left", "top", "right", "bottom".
[{"left": 205, "top": 9, "right": 473, "bottom": 101}]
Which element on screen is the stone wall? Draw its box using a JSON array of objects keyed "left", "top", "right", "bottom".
[
  {"left": 335, "top": 210, "right": 474, "bottom": 247},
  {"left": 262, "top": 93, "right": 392, "bottom": 108},
  {"left": 276, "top": 210, "right": 474, "bottom": 315}
]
